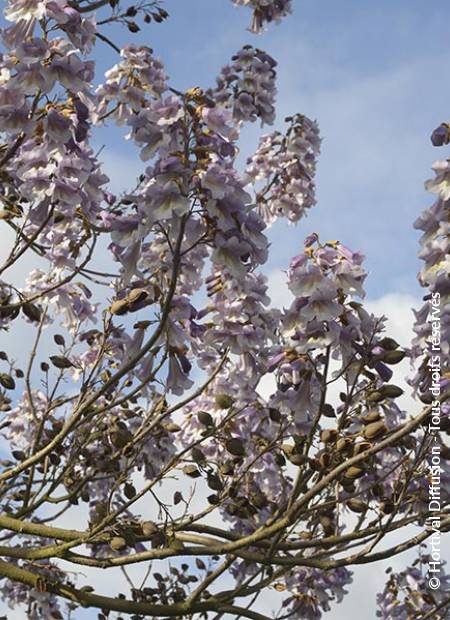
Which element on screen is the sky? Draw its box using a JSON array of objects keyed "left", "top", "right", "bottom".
[{"left": 1, "top": 0, "right": 450, "bottom": 618}]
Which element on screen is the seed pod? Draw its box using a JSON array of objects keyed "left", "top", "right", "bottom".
[
  {"left": 340, "top": 479, "right": 355, "bottom": 493},
  {"left": 183, "top": 465, "right": 201, "bottom": 478},
  {"left": 225, "top": 438, "right": 245, "bottom": 457},
  {"left": 207, "top": 474, "right": 223, "bottom": 491},
  {"left": 361, "top": 410, "right": 381, "bottom": 424},
  {"left": 219, "top": 461, "right": 234, "bottom": 476},
  {"left": 197, "top": 411, "right": 214, "bottom": 426},
  {"left": 367, "top": 390, "right": 384, "bottom": 403},
  {"left": 364, "top": 421, "right": 387, "bottom": 440},
  {"left": 127, "top": 20, "right": 140, "bottom": 32},
  {"left": 346, "top": 499, "right": 367, "bottom": 513},
  {"left": 50, "top": 355, "right": 74, "bottom": 369},
  {"left": 110, "top": 299, "right": 129, "bottom": 316},
  {"left": 215, "top": 394, "right": 234, "bottom": 409},
  {"left": 288, "top": 453, "right": 308, "bottom": 466},
  {"left": 127, "top": 288, "right": 148, "bottom": 305},
  {"left": 380, "top": 500, "right": 395, "bottom": 514},
  {"left": 110, "top": 536, "right": 127, "bottom": 551},
  {"left": 54, "top": 334, "right": 65, "bottom": 346},
  {"left": 344, "top": 466, "right": 365, "bottom": 479},
  {"left": 353, "top": 440, "right": 371, "bottom": 455},
  {"left": 191, "top": 447, "right": 206, "bottom": 464},
  {"left": 336, "top": 437, "right": 352, "bottom": 453},
  {"left": 163, "top": 422, "right": 181, "bottom": 433},
  {"left": 22, "top": 302, "right": 42, "bottom": 323},
  {"left": 318, "top": 451, "right": 332, "bottom": 469},
  {"left": 322, "top": 404, "right": 336, "bottom": 418},
  {"left": 250, "top": 492, "right": 268, "bottom": 509},
  {"left": 379, "top": 337, "right": 399, "bottom": 351},
  {"left": 383, "top": 350, "right": 406, "bottom": 364},
  {"left": 380, "top": 384, "right": 404, "bottom": 398},
  {"left": 141, "top": 521, "right": 158, "bottom": 537},
  {"left": 124, "top": 482, "right": 136, "bottom": 499},
  {"left": 320, "top": 429, "right": 338, "bottom": 444},
  {"left": 0, "top": 374, "right": 15, "bottom": 390}
]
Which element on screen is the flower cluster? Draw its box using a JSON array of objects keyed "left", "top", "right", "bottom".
[
  {"left": 230, "top": 0, "right": 293, "bottom": 32},
  {"left": 209, "top": 45, "right": 277, "bottom": 125},
  {"left": 246, "top": 114, "right": 321, "bottom": 224}
]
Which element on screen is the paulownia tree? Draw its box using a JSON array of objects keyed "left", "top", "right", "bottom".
[{"left": 0, "top": 0, "right": 448, "bottom": 618}]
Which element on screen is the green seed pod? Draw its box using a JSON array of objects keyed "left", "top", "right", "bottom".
[
  {"left": 50, "top": 355, "right": 74, "bottom": 369},
  {"left": 379, "top": 337, "right": 399, "bottom": 351},
  {"left": 380, "top": 384, "right": 404, "bottom": 398},
  {"left": 22, "top": 302, "right": 42, "bottom": 323},
  {"left": 225, "top": 438, "right": 245, "bottom": 457},
  {"left": 197, "top": 411, "right": 214, "bottom": 426},
  {"left": 383, "top": 350, "right": 406, "bottom": 364}
]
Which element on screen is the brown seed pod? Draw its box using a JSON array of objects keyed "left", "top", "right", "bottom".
[
  {"left": 320, "top": 429, "right": 338, "bottom": 444},
  {"left": 344, "top": 466, "right": 365, "bottom": 479},
  {"left": 318, "top": 451, "right": 332, "bottom": 469},
  {"left": 127, "top": 287, "right": 149, "bottom": 305},
  {"left": 360, "top": 410, "right": 381, "bottom": 424},
  {"left": 346, "top": 498, "right": 367, "bottom": 513},
  {"left": 364, "top": 421, "right": 387, "bottom": 441},
  {"left": 110, "top": 298, "right": 129, "bottom": 316},
  {"left": 110, "top": 536, "right": 127, "bottom": 551},
  {"left": 336, "top": 437, "right": 353, "bottom": 453},
  {"left": 141, "top": 521, "right": 158, "bottom": 537},
  {"left": 352, "top": 440, "right": 372, "bottom": 456},
  {"left": 0, "top": 374, "right": 15, "bottom": 390},
  {"left": 367, "top": 390, "right": 384, "bottom": 403}
]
